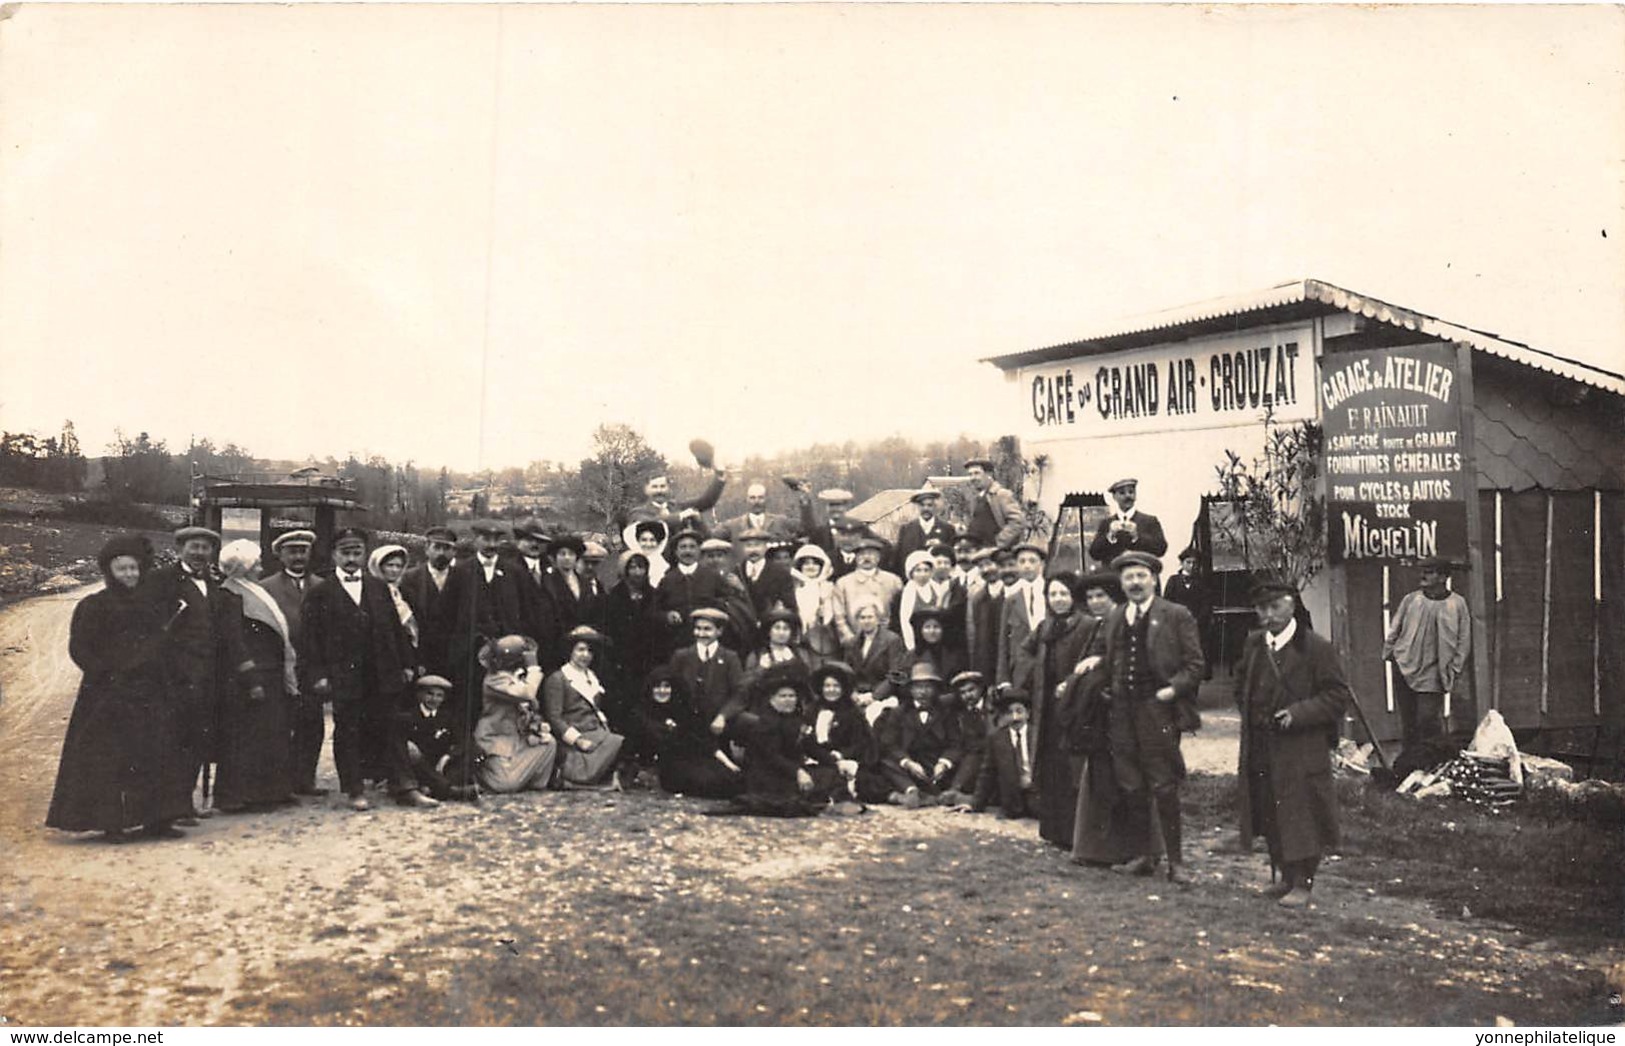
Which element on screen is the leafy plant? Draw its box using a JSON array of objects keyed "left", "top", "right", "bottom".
[{"left": 1211, "top": 414, "right": 1326, "bottom": 589}]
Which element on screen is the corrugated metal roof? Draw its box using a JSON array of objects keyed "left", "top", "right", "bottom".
[{"left": 983, "top": 278, "right": 1625, "bottom": 397}]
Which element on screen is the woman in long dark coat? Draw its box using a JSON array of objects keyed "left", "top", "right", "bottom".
[
  {"left": 803, "top": 660, "right": 888, "bottom": 804},
  {"left": 212, "top": 540, "right": 296, "bottom": 811},
  {"left": 47, "top": 536, "right": 194, "bottom": 840},
  {"left": 639, "top": 666, "right": 743, "bottom": 799},
  {"left": 1020, "top": 572, "right": 1097, "bottom": 849}
]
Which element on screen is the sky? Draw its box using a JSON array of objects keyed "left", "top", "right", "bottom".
[{"left": 2, "top": 3, "right": 1621, "bottom": 472}]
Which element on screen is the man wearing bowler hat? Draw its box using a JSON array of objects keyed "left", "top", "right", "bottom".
[
  {"left": 508, "top": 518, "right": 555, "bottom": 652},
  {"left": 962, "top": 458, "right": 1025, "bottom": 551},
  {"left": 1101, "top": 550, "right": 1205, "bottom": 883},
  {"left": 1088, "top": 478, "right": 1169, "bottom": 567},
  {"left": 1235, "top": 574, "right": 1351, "bottom": 909},
  {"left": 262, "top": 529, "right": 326, "bottom": 796}
]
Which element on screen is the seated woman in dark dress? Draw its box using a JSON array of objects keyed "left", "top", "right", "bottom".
[
  {"left": 47, "top": 535, "right": 194, "bottom": 841},
  {"left": 639, "top": 666, "right": 743, "bottom": 799},
  {"left": 708, "top": 664, "right": 823, "bottom": 818},
  {"left": 803, "top": 660, "right": 888, "bottom": 807}
]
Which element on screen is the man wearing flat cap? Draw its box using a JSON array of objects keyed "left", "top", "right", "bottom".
[
  {"left": 1088, "top": 478, "right": 1168, "bottom": 568},
  {"left": 299, "top": 527, "right": 425, "bottom": 810},
  {"left": 626, "top": 439, "right": 728, "bottom": 533},
  {"left": 1100, "top": 549, "right": 1205, "bottom": 883},
  {"left": 666, "top": 606, "right": 748, "bottom": 737},
  {"left": 832, "top": 534, "right": 903, "bottom": 644},
  {"left": 733, "top": 526, "right": 795, "bottom": 623},
  {"left": 262, "top": 530, "right": 326, "bottom": 795},
  {"left": 893, "top": 487, "right": 960, "bottom": 573},
  {"left": 962, "top": 459, "right": 1025, "bottom": 551},
  {"left": 715, "top": 481, "right": 794, "bottom": 544},
  {"left": 656, "top": 527, "right": 729, "bottom": 646},
  {"left": 1383, "top": 557, "right": 1470, "bottom": 779},
  {"left": 1235, "top": 574, "right": 1351, "bottom": 908},
  {"left": 400, "top": 525, "right": 459, "bottom": 679},
  {"left": 787, "top": 482, "right": 880, "bottom": 580},
  {"left": 151, "top": 525, "right": 250, "bottom": 819}
]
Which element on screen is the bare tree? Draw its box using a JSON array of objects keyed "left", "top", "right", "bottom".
[{"left": 568, "top": 423, "right": 667, "bottom": 534}]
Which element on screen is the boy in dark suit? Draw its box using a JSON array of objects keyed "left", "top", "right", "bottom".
[
  {"left": 666, "top": 608, "right": 748, "bottom": 738},
  {"left": 941, "top": 670, "right": 991, "bottom": 803},
  {"left": 972, "top": 689, "right": 1038, "bottom": 818},
  {"left": 401, "top": 675, "right": 477, "bottom": 801}
]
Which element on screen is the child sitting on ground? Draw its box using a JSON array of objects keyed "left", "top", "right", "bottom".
[
  {"left": 402, "top": 675, "right": 478, "bottom": 802},
  {"left": 971, "top": 689, "right": 1038, "bottom": 818}
]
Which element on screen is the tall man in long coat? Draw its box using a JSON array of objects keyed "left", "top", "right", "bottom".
[
  {"left": 149, "top": 526, "right": 251, "bottom": 819},
  {"left": 995, "top": 543, "right": 1049, "bottom": 694},
  {"left": 508, "top": 518, "right": 556, "bottom": 653},
  {"left": 1101, "top": 551, "right": 1205, "bottom": 883},
  {"left": 1088, "top": 478, "right": 1169, "bottom": 566},
  {"left": 1236, "top": 576, "right": 1351, "bottom": 908},
  {"left": 399, "top": 525, "right": 458, "bottom": 678},
  {"left": 440, "top": 520, "right": 527, "bottom": 740},
  {"left": 260, "top": 529, "right": 326, "bottom": 795},
  {"left": 300, "top": 527, "right": 428, "bottom": 810}
]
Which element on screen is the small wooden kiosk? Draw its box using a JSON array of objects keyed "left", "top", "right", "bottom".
[{"left": 193, "top": 470, "right": 363, "bottom": 567}]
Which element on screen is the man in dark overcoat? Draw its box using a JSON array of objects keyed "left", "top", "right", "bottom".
[
  {"left": 299, "top": 527, "right": 428, "bottom": 810},
  {"left": 892, "top": 488, "right": 959, "bottom": 575},
  {"left": 1235, "top": 576, "right": 1351, "bottom": 909},
  {"left": 733, "top": 527, "right": 795, "bottom": 621},
  {"left": 399, "top": 525, "right": 459, "bottom": 678},
  {"left": 440, "top": 519, "right": 527, "bottom": 732},
  {"left": 260, "top": 529, "right": 325, "bottom": 795},
  {"left": 149, "top": 525, "right": 251, "bottom": 819},
  {"left": 1100, "top": 550, "right": 1205, "bottom": 883}
]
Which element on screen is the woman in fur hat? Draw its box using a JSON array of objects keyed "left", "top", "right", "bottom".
[{"left": 472, "top": 635, "right": 558, "bottom": 793}]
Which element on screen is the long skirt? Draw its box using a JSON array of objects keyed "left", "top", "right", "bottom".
[
  {"left": 1036, "top": 724, "right": 1080, "bottom": 849},
  {"left": 479, "top": 740, "right": 558, "bottom": 793},
  {"left": 657, "top": 749, "right": 744, "bottom": 799},
  {"left": 558, "top": 723, "right": 624, "bottom": 787},
  {"left": 807, "top": 764, "right": 892, "bottom": 804},
  {"left": 215, "top": 682, "right": 293, "bottom": 807},
  {"left": 1072, "top": 750, "right": 1164, "bottom": 865},
  {"left": 47, "top": 688, "right": 193, "bottom": 833}
]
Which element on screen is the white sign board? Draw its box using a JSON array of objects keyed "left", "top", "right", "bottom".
[{"left": 1016, "top": 324, "right": 1318, "bottom": 442}]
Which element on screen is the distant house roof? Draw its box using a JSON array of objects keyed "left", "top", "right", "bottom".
[
  {"left": 848, "top": 489, "right": 922, "bottom": 525},
  {"left": 981, "top": 278, "right": 1625, "bottom": 397}
]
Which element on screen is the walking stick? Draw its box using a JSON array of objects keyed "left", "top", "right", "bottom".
[{"left": 1347, "top": 687, "right": 1392, "bottom": 771}]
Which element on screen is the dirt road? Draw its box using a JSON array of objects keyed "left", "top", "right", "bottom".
[{"left": 0, "top": 586, "right": 1615, "bottom": 1026}]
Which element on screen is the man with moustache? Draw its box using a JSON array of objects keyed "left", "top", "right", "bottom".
[
  {"left": 893, "top": 488, "right": 959, "bottom": 571},
  {"left": 399, "top": 525, "right": 459, "bottom": 679},
  {"left": 508, "top": 519, "right": 557, "bottom": 654},
  {"left": 1101, "top": 551, "right": 1205, "bottom": 884},
  {"left": 260, "top": 530, "right": 326, "bottom": 796},
  {"left": 626, "top": 441, "right": 728, "bottom": 533},
  {"left": 715, "top": 482, "right": 794, "bottom": 543},
  {"left": 440, "top": 520, "right": 527, "bottom": 743},
  {"left": 1088, "top": 478, "right": 1168, "bottom": 567},
  {"left": 962, "top": 458, "right": 1025, "bottom": 551}
]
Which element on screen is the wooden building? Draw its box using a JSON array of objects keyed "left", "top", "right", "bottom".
[{"left": 983, "top": 279, "right": 1624, "bottom": 759}]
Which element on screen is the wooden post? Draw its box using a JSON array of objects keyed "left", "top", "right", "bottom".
[
  {"left": 1540, "top": 492, "right": 1554, "bottom": 716},
  {"left": 1454, "top": 342, "right": 1493, "bottom": 732}
]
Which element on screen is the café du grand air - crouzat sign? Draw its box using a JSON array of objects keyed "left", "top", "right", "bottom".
[
  {"left": 1321, "top": 344, "right": 1468, "bottom": 563},
  {"left": 1023, "top": 325, "right": 1319, "bottom": 439}
]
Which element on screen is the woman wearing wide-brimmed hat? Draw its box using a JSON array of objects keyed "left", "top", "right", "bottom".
[
  {"left": 211, "top": 539, "right": 298, "bottom": 812},
  {"left": 638, "top": 666, "right": 742, "bottom": 799},
  {"left": 47, "top": 535, "right": 194, "bottom": 841},
  {"left": 803, "top": 661, "right": 888, "bottom": 806},
  {"left": 542, "top": 626, "right": 625, "bottom": 790},
  {"left": 790, "top": 543, "right": 840, "bottom": 666},
  {"left": 471, "top": 635, "right": 557, "bottom": 793}
]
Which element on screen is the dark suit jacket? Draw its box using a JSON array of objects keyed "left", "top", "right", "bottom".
[
  {"left": 995, "top": 585, "right": 1045, "bottom": 691},
  {"left": 877, "top": 703, "right": 963, "bottom": 778},
  {"left": 626, "top": 472, "right": 727, "bottom": 530},
  {"left": 715, "top": 512, "right": 793, "bottom": 542},
  {"left": 1088, "top": 510, "right": 1169, "bottom": 564},
  {"left": 666, "top": 645, "right": 747, "bottom": 725},
  {"left": 440, "top": 557, "right": 527, "bottom": 680},
  {"left": 148, "top": 563, "right": 247, "bottom": 753},
  {"left": 841, "top": 630, "right": 909, "bottom": 702},
  {"left": 506, "top": 555, "right": 557, "bottom": 652},
  {"left": 965, "top": 582, "right": 1005, "bottom": 682},
  {"left": 974, "top": 720, "right": 1036, "bottom": 816},
  {"left": 893, "top": 517, "right": 958, "bottom": 572},
  {"left": 1102, "top": 597, "right": 1205, "bottom": 726},
  {"left": 299, "top": 572, "right": 415, "bottom": 700},
  {"left": 258, "top": 570, "right": 312, "bottom": 646},
  {"left": 399, "top": 563, "right": 454, "bottom": 675},
  {"left": 735, "top": 560, "right": 795, "bottom": 621},
  {"left": 656, "top": 564, "right": 727, "bottom": 629}
]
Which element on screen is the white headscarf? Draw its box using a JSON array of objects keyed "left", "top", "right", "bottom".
[
  {"left": 367, "top": 544, "right": 418, "bottom": 646},
  {"left": 897, "top": 550, "right": 940, "bottom": 650},
  {"left": 622, "top": 520, "right": 670, "bottom": 588},
  {"left": 218, "top": 538, "right": 299, "bottom": 695}
]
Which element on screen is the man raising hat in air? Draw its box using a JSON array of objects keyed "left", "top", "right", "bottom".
[
  {"left": 1100, "top": 550, "right": 1205, "bottom": 884},
  {"left": 626, "top": 440, "right": 728, "bottom": 533},
  {"left": 261, "top": 529, "right": 326, "bottom": 796},
  {"left": 1089, "top": 478, "right": 1169, "bottom": 566},
  {"left": 962, "top": 458, "right": 1025, "bottom": 551}
]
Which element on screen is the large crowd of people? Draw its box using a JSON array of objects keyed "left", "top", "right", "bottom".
[{"left": 47, "top": 456, "right": 1366, "bottom": 906}]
